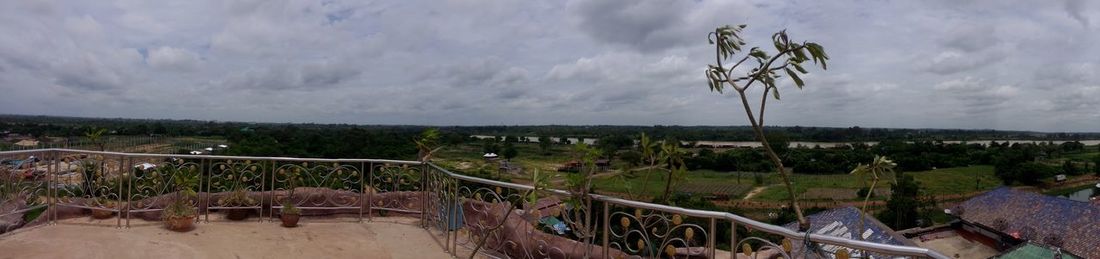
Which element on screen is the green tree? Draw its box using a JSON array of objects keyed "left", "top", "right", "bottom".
[
  {"left": 704, "top": 24, "right": 829, "bottom": 229},
  {"left": 659, "top": 140, "right": 687, "bottom": 203},
  {"left": 1093, "top": 154, "right": 1100, "bottom": 176},
  {"left": 502, "top": 141, "right": 518, "bottom": 161},
  {"left": 850, "top": 156, "right": 896, "bottom": 241},
  {"left": 634, "top": 133, "right": 660, "bottom": 200},
  {"left": 1062, "top": 160, "right": 1080, "bottom": 176},
  {"left": 877, "top": 172, "right": 933, "bottom": 230},
  {"left": 84, "top": 127, "right": 107, "bottom": 151},
  {"left": 482, "top": 138, "right": 500, "bottom": 154},
  {"left": 596, "top": 134, "right": 633, "bottom": 155},
  {"left": 414, "top": 128, "right": 442, "bottom": 162},
  {"left": 538, "top": 135, "right": 552, "bottom": 155}
]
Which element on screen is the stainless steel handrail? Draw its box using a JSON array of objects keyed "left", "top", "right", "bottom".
[
  {"left": 428, "top": 162, "right": 950, "bottom": 258},
  {"left": 1, "top": 149, "right": 949, "bottom": 258},
  {"left": 0, "top": 148, "right": 420, "bottom": 165}
]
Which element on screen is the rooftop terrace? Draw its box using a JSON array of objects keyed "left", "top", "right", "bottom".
[{"left": 1, "top": 149, "right": 950, "bottom": 258}]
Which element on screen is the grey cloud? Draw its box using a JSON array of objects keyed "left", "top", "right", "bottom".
[
  {"left": 0, "top": 0, "right": 1098, "bottom": 131},
  {"left": 1063, "top": 0, "right": 1090, "bottom": 27},
  {"left": 942, "top": 25, "right": 997, "bottom": 53},
  {"left": 565, "top": 0, "right": 692, "bottom": 52},
  {"left": 933, "top": 77, "right": 1019, "bottom": 113},
  {"left": 224, "top": 60, "right": 360, "bottom": 90},
  {"left": 443, "top": 57, "right": 530, "bottom": 89},
  {"left": 147, "top": 46, "right": 201, "bottom": 71},
  {"left": 1033, "top": 62, "right": 1096, "bottom": 88}
]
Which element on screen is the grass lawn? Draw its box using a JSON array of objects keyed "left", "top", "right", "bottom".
[
  {"left": 592, "top": 169, "right": 756, "bottom": 199},
  {"left": 435, "top": 142, "right": 1004, "bottom": 203},
  {"left": 750, "top": 165, "right": 999, "bottom": 201},
  {"left": 1063, "top": 151, "right": 1100, "bottom": 161}
]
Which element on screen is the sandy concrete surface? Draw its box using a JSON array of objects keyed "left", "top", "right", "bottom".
[
  {"left": 0, "top": 217, "right": 452, "bottom": 259},
  {"left": 911, "top": 231, "right": 998, "bottom": 259}
]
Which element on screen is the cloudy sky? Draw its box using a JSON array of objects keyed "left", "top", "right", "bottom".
[{"left": 0, "top": 0, "right": 1097, "bottom": 132}]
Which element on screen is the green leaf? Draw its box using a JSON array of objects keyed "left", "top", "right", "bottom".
[
  {"left": 749, "top": 48, "right": 768, "bottom": 59},
  {"left": 786, "top": 68, "right": 804, "bottom": 88},
  {"left": 771, "top": 87, "right": 781, "bottom": 100},
  {"left": 793, "top": 63, "right": 807, "bottom": 73}
]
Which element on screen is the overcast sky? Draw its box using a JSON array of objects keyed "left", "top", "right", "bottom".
[{"left": 0, "top": 0, "right": 1097, "bottom": 132}]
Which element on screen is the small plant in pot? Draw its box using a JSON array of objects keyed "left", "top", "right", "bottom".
[
  {"left": 280, "top": 202, "right": 301, "bottom": 227},
  {"left": 278, "top": 167, "right": 301, "bottom": 227},
  {"left": 218, "top": 188, "right": 257, "bottom": 221},
  {"left": 90, "top": 198, "right": 117, "bottom": 219},
  {"left": 162, "top": 165, "right": 200, "bottom": 232}
]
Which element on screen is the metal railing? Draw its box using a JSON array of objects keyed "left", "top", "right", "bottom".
[{"left": 0, "top": 149, "right": 949, "bottom": 259}]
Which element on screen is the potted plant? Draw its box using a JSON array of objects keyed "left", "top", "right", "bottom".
[
  {"left": 280, "top": 201, "right": 301, "bottom": 227},
  {"left": 91, "top": 198, "right": 116, "bottom": 219},
  {"left": 162, "top": 165, "right": 199, "bottom": 232},
  {"left": 218, "top": 188, "right": 257, "bottom": 220},
  {"left": 279, "top": 167, "right": 301, "bottom": 227}
]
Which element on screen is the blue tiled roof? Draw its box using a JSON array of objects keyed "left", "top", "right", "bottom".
[
  {"left": 783, "top": 206, "right": 916, "bottom": 257},
  {"left": 955, "top": 187, "right": 1100, "bottom": 259}
]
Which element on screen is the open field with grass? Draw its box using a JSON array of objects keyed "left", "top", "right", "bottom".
[
  {"left": 747, "top": 166, "right": 999, "bottom": 201},
  {"left": 592, "top": 169, "right": 759, "bottom": 200}
]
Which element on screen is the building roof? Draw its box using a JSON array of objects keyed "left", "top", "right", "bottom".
[
  {"left": 783, "top": 206, "right": 917, "bottom": 258},
  {"left": 997, "top": 242, "right": 1081, "bottom": 259},
  {"left": 953, "top": 187, "right": 1100, "bottom": 259},
  {"left": 14, "top": 139, "right": 38, "bottom": 147}
]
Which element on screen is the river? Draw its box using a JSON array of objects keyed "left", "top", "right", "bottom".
[
  {"left": 1060, "top": 185, "right": 1100, "bottom": 202},
  {"left": 470, "top": 135, "right": 1100, "bottom": 148}
]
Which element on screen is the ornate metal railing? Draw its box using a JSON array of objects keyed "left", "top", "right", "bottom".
[{"left": 0, "top": 149, "right": 949, "bottom": 258}]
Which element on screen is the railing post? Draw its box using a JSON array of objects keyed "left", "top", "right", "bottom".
[
  {"left": 367, "top": 162, "right": 374, "bottom": 222},
  {"left": 202, "top": 158, "right": 210, "bottom": 223},
  {"left": 358, "top": 162, "right": 365, "bottom": 223},
  {"left": 421, "top": 163, "right": 428, "bottom": 229},
  {"left": 602, "top": 201, "right": 610, "bottom": 259},
  {"left": 709, "top": 217, "right": 716, "bottom": 259},
  {"left": 451, "top": 179, "right": 459, "bottom": 257},
  {"left": 730, "top": 220, "right": 737, "bottom": 259},
  {"left": 47, "top": 150, "right": 55, "bottom": 225},
  {"left": 125, "top": 155, "right": 133, "bottom": 228},
  {"left": 258, "top": 160, "right": 266, "bottom": 223},
  {"left": 116, "top": 155, "right": 124, "bottom": 229}
]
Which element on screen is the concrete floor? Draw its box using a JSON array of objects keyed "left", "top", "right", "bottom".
[
  {"left": 0, "top": 217, "right": 452, "bottom": 259},
  {"left": 911, "top": 229, "right": 999, "bottom": 259}
]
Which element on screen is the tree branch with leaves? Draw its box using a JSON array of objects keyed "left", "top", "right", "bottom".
[
  {"left": 704, "top": 24, "right": 829, "bottom": 230},
  {"left": 850, "top": 155, "right": 896, "bottom": 241}
]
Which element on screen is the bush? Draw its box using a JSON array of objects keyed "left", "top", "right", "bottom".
[{"left": 855, "top": 187, "right": 872, "bottom": 198}]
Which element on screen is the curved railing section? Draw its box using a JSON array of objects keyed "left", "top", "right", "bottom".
[{"left": 0, "top": 149, "right": 948, "bottom": 258}]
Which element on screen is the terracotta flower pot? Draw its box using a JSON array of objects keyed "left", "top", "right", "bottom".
[
  {"left": 225, "top": 208, "right": 250, "bottom": 221},
  {"left": 281, "top": 213, "right": 300, "bottom": 227},
  {"left": 165, "top": 216, "right": 195, "bottom": 232},
  {"left": 91, "top": 209, "right": 114, "bottom": 219}
]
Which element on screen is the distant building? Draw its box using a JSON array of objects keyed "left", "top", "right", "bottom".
[
  {"left": 594, "top": 159, "right": 611, "bottom": 171},
  {"left": 783, "top": 206, "right": 917, "bottom": 258},
  {"left": 14, "top": 139, "right": 39, "bottom": 147},
  {"left": 949, "top": 187, "right": 1100, "bottom": 258}
]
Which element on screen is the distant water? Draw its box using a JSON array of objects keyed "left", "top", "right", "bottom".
[
  {"left": 1060, "top": 186, "right": 1099, "bottom": 202},
  {"left": 690, "top": 139, "right": 1100, "bottom": 148},
  {"left": 471, "top": 135, "right": 1100, "bottom": 148}
]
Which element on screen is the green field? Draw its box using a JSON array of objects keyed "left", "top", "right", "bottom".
[
  {"left": 750, "top": 165, "right": 999, "bottom": 201},
  {"left": 435, "top": 142, "right": 1005, "bottom": 203},
  {"left": 591, "top": 169, "right": 756, "bottom": 199}
]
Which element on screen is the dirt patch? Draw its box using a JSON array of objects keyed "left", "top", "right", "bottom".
[{"left": 742, "top": 186, "right": 768, "bottom": 200}]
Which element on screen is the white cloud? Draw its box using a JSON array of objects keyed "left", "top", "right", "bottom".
[
  {"left": 147, "top": 46, "right": 200, "bottom": 71},
  {"left": 0, "top": 0, "right": 1097, "bottom": 131}
]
